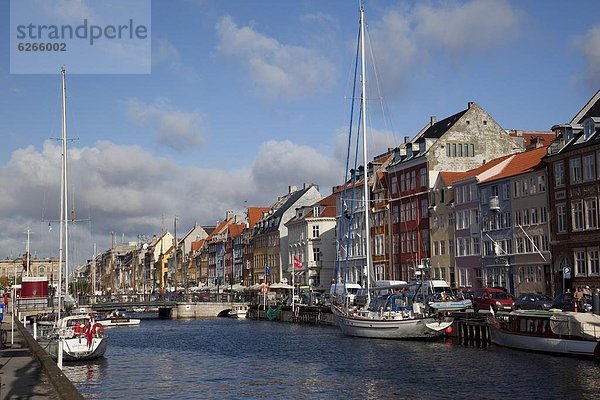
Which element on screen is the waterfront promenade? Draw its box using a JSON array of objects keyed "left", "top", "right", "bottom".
[{"left": 0, "top": 314, "right": 82, "bottom": 400}]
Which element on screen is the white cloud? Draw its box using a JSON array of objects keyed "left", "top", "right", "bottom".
[
  {"left": 37, "top": 0, "right": 94, "bottom": 22},
  {"left": 215, "top": 15, "right": 336, "bottom": 100},
  {"left": 574, "top": 25, "right": 600, "bottom": 87},
  {"left": 251, "top": 140, "right": 341, "bottom": 194},
  {"left": 153, "top": 38, "right": 200, "bottom": 83},
  {"left": 366, "top": 0, "right": 520, "bottom": 97},
  {"left": 413, "top": 0, "right": 520, "bottom": 56},
  {"left": 126, "top": 98, "right": 205, "bottom": 152},
  {"left": 0, "top": 138, "right": 342, "bottom": 267}
]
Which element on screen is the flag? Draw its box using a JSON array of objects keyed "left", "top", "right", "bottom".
[{"left": 293, "top": 256, "right": 303, "bottom": 269}]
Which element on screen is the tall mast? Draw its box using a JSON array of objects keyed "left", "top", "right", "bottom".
[
  {"left": 57, "top": 67, "right": 68, "bottom": 319},
  {"left": 359, "top": 6, "right": 372, "bottom": 302}
]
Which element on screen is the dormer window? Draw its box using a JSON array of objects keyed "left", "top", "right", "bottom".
[
  {"left": 584, "top": 118, "right": 595, "bottom": 140},
  {"left": 313, "top": 206, "right": 320, "bottom": 217}
]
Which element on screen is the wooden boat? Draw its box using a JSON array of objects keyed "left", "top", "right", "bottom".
[{"left": 488, "top": 310, "right": 600, "bottom": 359}]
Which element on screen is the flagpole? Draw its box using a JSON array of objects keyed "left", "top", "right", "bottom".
[{"left": 292, "top": 265, "right": 295, "bottom": 313}]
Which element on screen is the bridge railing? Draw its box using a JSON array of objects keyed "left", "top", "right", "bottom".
[{"left": 77, "top": 292, "right": 252, "bottom": 306}]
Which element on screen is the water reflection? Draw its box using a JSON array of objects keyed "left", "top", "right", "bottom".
[{"left": 61, "top": 318, "right": 600, "bottom": 400}]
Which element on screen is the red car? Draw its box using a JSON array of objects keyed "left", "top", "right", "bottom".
[{"left": 472, "top": 288, "right": 514, "bottom": 313}]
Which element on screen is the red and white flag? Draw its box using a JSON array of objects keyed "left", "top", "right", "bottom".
[{"left": 293, "top": 256, "right": 303, "bottom": 269}]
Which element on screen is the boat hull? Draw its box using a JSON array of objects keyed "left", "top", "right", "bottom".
[
  {"left": 332, "top": 306, "right": 451, "bottom": 339},
  {"left": 48, "top": 337, "right": 107, "bottom": 362},
  {"left": 97, "top": 318, "right": 141, "bottom": 327},
  {"left": 489, "top": 323, "right": 600, "bottom": 359}
]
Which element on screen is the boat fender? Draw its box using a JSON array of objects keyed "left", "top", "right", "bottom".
[{"left": 91, "top": 322, "right": 103, "bottom": 335}]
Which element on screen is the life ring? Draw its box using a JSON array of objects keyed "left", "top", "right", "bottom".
[{"left": 91, "top": 322, "right": 104, "bottom": 335}]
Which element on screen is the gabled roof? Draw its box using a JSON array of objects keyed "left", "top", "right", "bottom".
[
  {"left": 438, "top": 171, "right": 470, "bottom": 186},
  {"left": 419, "top": 109, "right": 468, "bottom": 140},
  {"left": 480, "top": 146, "right": 549, "bottom": 184},
  {"left": 453, "top": 153, "right": 515, "bottom": 186},
  {"left": 571, "top": 89, "right": 600, "bottom": 124},
  {"left": 228, "top": 224, "right": 245, "bottom": 239},
  {"left": 247, "top": 207, "right": 270, "bottom": 228},
  {"left": 191, "top": 239, "right": 206, "bottom": 252}
]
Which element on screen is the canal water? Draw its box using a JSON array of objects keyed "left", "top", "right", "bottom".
[{"left": 62, "top": 317, "right": 599, "bottom": 399}]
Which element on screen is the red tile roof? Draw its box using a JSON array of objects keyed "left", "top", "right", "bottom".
[
  {"left": 191, "top": 239, "right": 205, "bottom": 252},
  {"left": 439, "top": 171, "right": 469, "bottom": 185},
  {"left": 228, "top": 224, "right": 245, "bottom": 239},
  {"left": 247, "top": 207, "right": 270, "bottom": 228},
  {"left": 480, "top": 145, "right": 549, "bottom": 183}
]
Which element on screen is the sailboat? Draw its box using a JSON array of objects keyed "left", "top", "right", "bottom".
[
  {"left": 331, "top": 5, "right": 452, "bottom": 339},
  {"left": 44, "top": 68, "right": 107, "bottom": 363}
]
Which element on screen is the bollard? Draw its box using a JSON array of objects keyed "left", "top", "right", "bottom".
[
  {"left": 593, "top": 289, "right": 600, "bottom": 315},
  {"left": 33, "top": 319, "right": 37, "bottom": 340}
]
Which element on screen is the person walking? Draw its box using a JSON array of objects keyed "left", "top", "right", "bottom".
[{"left": 574, "top": 286, "right": 584, "bottom": 312}]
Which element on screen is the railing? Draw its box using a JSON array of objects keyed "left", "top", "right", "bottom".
[{"left": 77, "top": 292, "right": 252, "bottom": 306}]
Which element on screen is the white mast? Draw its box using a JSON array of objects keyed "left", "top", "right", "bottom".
[
  {"left": 359, "top": 6, "right": 372, "bottom": 305},
  {"left": 58, "top": 67, "right": 69, "bottom": 319}
]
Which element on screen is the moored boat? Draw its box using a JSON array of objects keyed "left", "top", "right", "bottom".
[
  {"left": 96, "top": 310, "right": 141, "bottom": 327},
  {"left": 46, "top": 314, "right": 107, "bottom": 362},
  {"left": 488, "top": 309, "right": 600, "bottom": 359},
  {"left": 228, "top": 305, "right": 248, "bottom": 319}
]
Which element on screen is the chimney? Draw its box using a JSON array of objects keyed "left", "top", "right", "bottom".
[
  {"left": 225, "top": 210, "right": 234, "bottom": 220},
  {"left": 430, "top": 116, "right": 437, "bottom": 126},
  {"left": 467, "top": 101, "right": 474, "bottom": 109},
  {"left": 288, "top": 185, "right": 297, "bottom": 193},
  {"left": 404, "top": 136, "right": 410, "bottom": 144}
]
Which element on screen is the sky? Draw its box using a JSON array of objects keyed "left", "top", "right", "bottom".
[{"left": 1, "top": 0, "right": 600, "bottom": 269}]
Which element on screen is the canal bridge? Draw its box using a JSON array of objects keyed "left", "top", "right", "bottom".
[{"left": 77, "top": 293, "right": 249, "bottom": 319}]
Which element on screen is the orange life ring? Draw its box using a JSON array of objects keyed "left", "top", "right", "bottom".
[{"left": 91, "top": 322, "right": 104, "bottom": 335}]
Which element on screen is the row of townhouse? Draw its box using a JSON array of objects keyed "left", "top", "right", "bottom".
[
  {"left": 352, "top": 92, "right": 600, "bottom": 297},
  {"left": 78, "top": 92, "right": 600, "bottom": 297}
]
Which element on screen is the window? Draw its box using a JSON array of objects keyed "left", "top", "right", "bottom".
[
  {"left": 557, "top": 204, "right": 567, "bottom": 233},
  {"left": 391, "top": 176, "right": 398, "bottom": 194},
  {"left": 586, "top": 198, "right": 598, "bottom": 229},
  {"left": 554, "top": 162, "right": 565, "bottom": 186},
  {"left": 470, "top": 144, "right": 475, "bottom": 157},
  {"left": 420, "top": 168, "right": 427, "bottom": 187},
  {"left": 538, "top": 175, "right": 546, "bottom": 192},
  {"left": 572, "top": 200, "right": 584, "bottom": 231},
  {"left": 575, "top": 249, "right": 586, "bottom": 276},
  {"left": 401, "top": 233, "right": 406, "bottom": 253},
  {"left": 312, "top": 225, "right": 320, "bottom": 238},
  {"left": 446, "top": 144, "right": 451, "bottom": 157},
  {"left": 374, "top": 235, "right": 385, "bottom": 256},
  {"left": 529, "top": 177, "right": 537, "bottom": 195},
  {"left": 583, "top": 154, "right": 596, "bottom": 182},
  {"left": 411, "top": 171, "right": 416, "bottom": 190},
  {"left": 400, "top": 203, "right": 405, "bottom": 222},
  {"left": 313, "top": 248, "right": 321, "bottom": 262},
  {"left": 540, "top": 206, "right": 548, "bottom": 223},
  {"left": 449, "top": 240, "right": 454, "bottom": 255},
  {"left": 440, "top": 240, "right": 446, "bottom": 255},
  {"left": 433, "top": 241, "right": 439, "bottom": 256},
  {"left": 502, "top": 184, "right": 510, "bottom": 200},
  {"left": 589, "top": 248, "right": 600, "bottom": 276},
  {"left": 411, "top": 201, "right": 417, "bottom": 220},
  {"left": 516, "top": 237, "right": 524, "bottom": 254},
  {"left": 513, "top": 181, "right": 520, "bottom": 198},
  {"left": 570, "top": 158, "right": 582, "bottom": 184},
  {"left": 420, "top": 199, "right": 428, "bottom": 219},
  {"left": 473, "top": 237, "right": 480, "bottom": 255},
  {"left": 400, "top": 174, "right": 405, "bottom": 192},
  {"left": 531, "top": 208, "right": 538, "bottom": 225}
]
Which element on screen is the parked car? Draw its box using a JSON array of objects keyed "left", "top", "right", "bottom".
[
  {"left": 472, "top": 288, "right": 515, "bottom": 313},
  {"left": 515, "top": 293, "right": 554, "bottom": 310},
  {"left": 551, "top": 292, "right": 592, "bottom": 312}
]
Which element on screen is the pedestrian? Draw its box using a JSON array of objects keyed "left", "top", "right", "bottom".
[
  {"left": 574, "top": 286, "right": 584, "bottom": 312},
  {"left": 3, "top": 292, "right": 7, "bottom": 312}
]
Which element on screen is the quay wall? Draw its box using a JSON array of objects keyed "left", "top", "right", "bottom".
[{"left": 15, "top": 318, "right": 84, "bottom": 400}]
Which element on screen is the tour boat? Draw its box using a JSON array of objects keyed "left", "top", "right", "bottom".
[
  {"left": 330, "top": 6, "right": 452, "bottom": 340},
  {"left": 96, "top": 310, "right": 141, "bottom": 327},
  {"left": 47, "top": 314, "right": 107, "bottom": 361},
  {"left": 420, "top": 280, "right": 472, "bottom": 312},
  {"left": 488, "top": 309, "right": 600, "bottom": 359},
  {"left": 228, "top": 305, "right": 248, "bottom": 319}
]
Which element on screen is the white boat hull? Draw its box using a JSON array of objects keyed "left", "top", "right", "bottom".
[
  {"left": 489, "top": 323, "right": 600, "bottom": 358},
  {"left": 332, "top": 306, "right": 452, "bottom": 339},
  {"left": 48, "top": 336, "right": 107, "bottom": 362},
  {"left": 97, "top": 318, "right": 141, "bottom": 327}
]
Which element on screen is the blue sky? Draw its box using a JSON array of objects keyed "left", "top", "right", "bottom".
[{"left": 1, "top": 0, "right": 599, "bottom": 267}]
